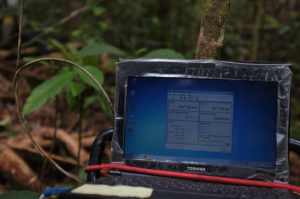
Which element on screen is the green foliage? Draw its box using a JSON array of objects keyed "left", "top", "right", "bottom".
[
  {"left": 291, "top": 123, "right": 300, "bottom": 139},
  {"left": 89, "top": 5, "right": 105, "bottom": 16},
  {"left": 78, "top": 161, "right": 89, "bottom": 180},
  {"left": 23, "top": 37, "right": 122, "bottom": 117},
  {"left": 23, "top": 70, "right": 75, "bottom": 115},
  {"left": 0, "top": 119, "right": 16, "bottom": 138},
  {"left": 144, "top": 49, "right": 185, "bottom": 59},
  {"left": 264, "top": 16, "right": 278, "bottom": 25},
  {"left": 67, "top": 87, "right": 80, "bottom": 110},
  {"left": 84, "top": 93, "right": 113, "bottom": 117},
  {"left": 21, "top": 1, "right": 201, "bottom": 118},
  {"left": 74, "top": 66, "right": 104, "bottom": 89},
  {"left": 87, "top": 1, "right": 202, "bottom": 58},
  {"left": 65, "top": 65, "right": 106, "bottom": 111},
  {"left": 49, "top": 39, "right": 73, "bottom": 59},
  {"left": 76, "top": 43, "right": 124, "bottom": 57},
  {"left": 0, "top": 190, "right": 39, "bottom": 199},
  {"left": 68, "top": 82, "right": 86, "bottom": 98}
]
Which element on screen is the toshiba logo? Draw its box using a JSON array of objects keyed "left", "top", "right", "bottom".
[{"left": 187, "top": 166, "right": 206, "bottom": 172}]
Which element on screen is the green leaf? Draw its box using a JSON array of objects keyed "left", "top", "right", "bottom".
[
  {"left": 23, "top": 57, "right": 48, "bottom": 65},
  {"left": 135, "top": 48, "right": 147, "bottom": 56},
  {"left": 77, "top": 43, "right": 124, "bottom": 57},
  {"left": 69, "top": 81, "right": 86, "bottom": 97},
  {"left": 23, "top": 57, "right": 38, "bottom": 62},
  {"left": 49, "top": 39, "right": 71, "bottom": 59},
  {"left": 84, "top": 93, "right": 112, "bottom": 117},
  {"left": 0, "top": 190, "right": 39, "bottom": 199},
  {"left": 264, "top": 16, "right": 278, "bottom": 25},
  {"left": 23, "top": 70, "right": 75, "bottom": 115},
  {"left": 98, "top": 21, "right": 108, "bottom": 31},
  {"left": 66, "top": 87, "right": 80, "bottom": 110},
  {"left": 0, "top": 119, "right": 16, "bottom": 138},
  {"left": 66, "top": 81, "right": 85, "bottom": 110},
  {"left": 144, "top": 49, "right": 185, "bottom": 59},
  {"left": 89, "top": 5, "right": 105, "bottom": 16},
  {"left": 98, "top": 91, "right": 113, "bottom": 117},
  {"left": 78, "top": 161, "right": 89, "bottom": 180},
  {"left": 75, "top": 66, "right": 104, "bottom": 90},
  {"left": 82, "top": 55, "right": 98, "bottom": 66},
  {"left": 83, "top": 95, "right": 98, "bottom": 108},
  {"left": 109, "top": 86, "right": 116, "bottom": 94},
  {"left": 71, "top": 29, "right": 82, "bottom": 37},
  {"left": 66, "top": 44, "right": 78, "bottom": 55}
]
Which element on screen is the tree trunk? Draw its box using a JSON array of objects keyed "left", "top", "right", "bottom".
[{"left": 195, "top": 0, "right": 230, "bottom": 59}]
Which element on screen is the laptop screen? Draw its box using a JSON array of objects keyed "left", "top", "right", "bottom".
[{"left": 124, "top": 76, "right": 278, "bottom": 169}]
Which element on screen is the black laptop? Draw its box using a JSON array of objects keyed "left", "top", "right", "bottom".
[{"left": 59, "top": 59, "right": 299, "bottom": 199}]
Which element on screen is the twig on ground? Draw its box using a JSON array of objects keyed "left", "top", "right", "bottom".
[
  {"left": 33, "top": 127, "right": 90, "bottom": 164},
  {"left": 11, "top": 145, "right": 78, "bottom": 165}
]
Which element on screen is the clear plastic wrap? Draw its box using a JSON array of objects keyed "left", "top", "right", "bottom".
[{"left": 112, "top": 59, "right": 292, "bottom": 183}]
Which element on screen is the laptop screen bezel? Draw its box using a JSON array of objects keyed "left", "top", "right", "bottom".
[{"left": 112, "top": 59, "right": 292, "bottom": 183}]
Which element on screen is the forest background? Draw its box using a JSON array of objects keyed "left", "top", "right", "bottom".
[{"left": 0, "top": 0, "right": 300, "bottom": 198}]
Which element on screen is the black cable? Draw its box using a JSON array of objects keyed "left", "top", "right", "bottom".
[
  {"left": 87, "top": 128, "right": 113, "bottom": 182},
  {"left": 290, "top": 138, "right": 300, "bottom": 154}
]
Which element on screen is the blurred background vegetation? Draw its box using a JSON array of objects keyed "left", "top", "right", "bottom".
[
  {"left": 6, "top": 0, "right": 297, "bottom": 137},
  {"left": 0, "top": 0, "right": 300, "bottom": 196}
]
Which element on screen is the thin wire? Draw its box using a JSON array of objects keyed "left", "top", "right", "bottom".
[
  {"left": 40, "top": 96, "right": 59, "bottom": 185},
  {"left": 15, "top": 0, "right": 114, "bottom": 183},
  {"left": 16, "top": 0, "right": 24, "bottom": 68},
  {"left": 13, "top": 58, "right": 114, "bottom": 183},
  {"left": 77, "top": 93, "right": 84, "bottom": 169}
]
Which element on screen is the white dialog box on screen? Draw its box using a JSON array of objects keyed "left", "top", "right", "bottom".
[{"left": 165, "top": 90, "right": 234, "bottom": 153}]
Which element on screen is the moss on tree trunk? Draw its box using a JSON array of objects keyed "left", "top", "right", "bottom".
[{"left": 195, "top": 0, "right": 230, "bottom": 59}]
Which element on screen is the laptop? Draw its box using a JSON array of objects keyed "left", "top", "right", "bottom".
[{"left": 59, "top": 59, "right": 299, "bottom": 199}]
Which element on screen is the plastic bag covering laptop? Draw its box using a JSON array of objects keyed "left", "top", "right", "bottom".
[{"left": 112, "top": 59, "right": 292, "bottom": 183}]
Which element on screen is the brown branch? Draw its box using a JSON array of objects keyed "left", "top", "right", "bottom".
[
  {"left": 195, "top": 0, "right": 230, "bottom": 59},
  {"left": 0, "top": 5, "right": 88, "bottom": 61},
  {"left": 16, "top": 0, "right": 24, "bottom": 68}
]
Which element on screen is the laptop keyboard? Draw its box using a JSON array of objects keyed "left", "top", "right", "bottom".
[{"left": 96, "top": 174, "right": 299, "bottom": 199}]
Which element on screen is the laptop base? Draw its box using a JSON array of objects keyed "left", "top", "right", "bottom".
[{"left": 59, "top": 172, "right": 300, "bottom": 199}]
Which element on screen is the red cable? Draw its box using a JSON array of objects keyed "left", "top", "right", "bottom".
[{"left": 85, "top": 163, "right": 300, "bottom": 194}]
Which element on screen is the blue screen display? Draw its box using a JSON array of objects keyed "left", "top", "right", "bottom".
[{"left": 124, "top": 76, "right": 278, "bottom": 169}]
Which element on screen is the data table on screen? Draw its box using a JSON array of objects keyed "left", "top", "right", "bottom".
[{"left": 165, "top": 90, "right": 234, "bottom": 153}]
